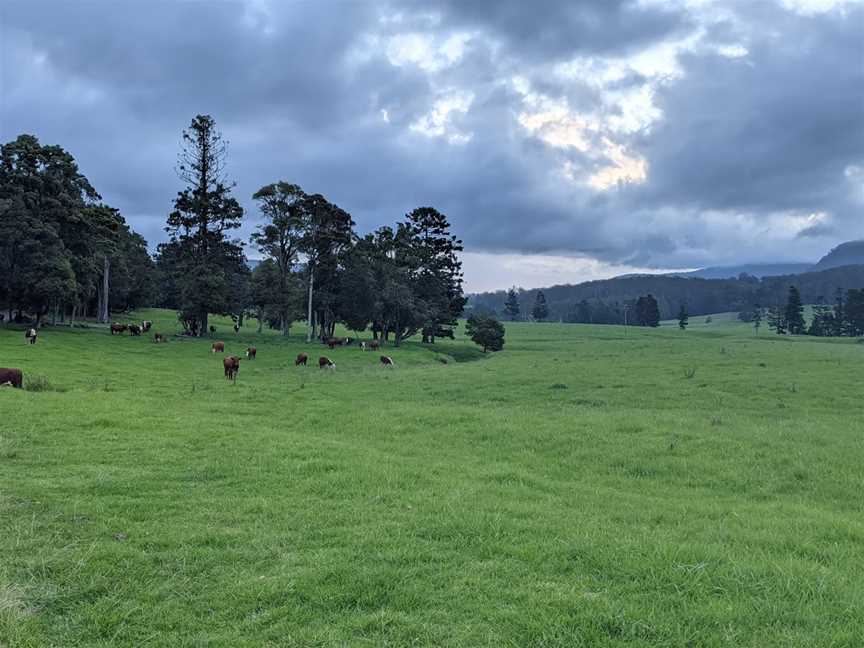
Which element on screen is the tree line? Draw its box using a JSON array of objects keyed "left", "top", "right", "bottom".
[
  {"left": 740, "top": 286, "right": 864, "bottom": 337},
  {"left": 1, "top": 115, "right": 469, "bottom": 347},
  {"left": 471, "top": 267, "right": 864, "bottom": 328},
  {"left": 0, "top": 134, "right": 155, "bottom": 325},
  {"left": 155, "top": 115, "right": 465, "bottom": 346}
]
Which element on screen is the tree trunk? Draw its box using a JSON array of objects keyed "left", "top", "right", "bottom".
[
  {"left": 200, "top": 312, "right": 208, "bottom": 337},
  {"left": 306, "top": 266, "right": 314, "bottom": 342},
  {"left": 280, "top": 314, "right": 288, "bottom": 336},
  {"left": 99, "top": 256, "right": 110, "bottom": 324}
]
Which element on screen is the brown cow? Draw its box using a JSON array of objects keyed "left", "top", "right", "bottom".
[
  {"left": 0, "top": 368, "right": 23, "bottom": 388},
  {"left": 246, "top": 346, "right": 257, "bottom": 359},
  {"left": 326, "top": 338, "right": 345, "bottom": 349},
  {"left": 25, "top": 328, "right": 37, "bottom": 344},
  {"left": 110, "top": 323, "right": 127, "bottom": 335},
  {"left": 141, "top": 320, "right": 152, "bottom": 332},
  {"left": 212, "top": 341, "right": 225, "bottom": 353},
  {"left": 153, "top": 333, "right": 165, "bottom": 343},
  {"left": 128, "top": 324, "right": 142, "bottom": 336},
  {"left": 369, "top": 339, "right": 380, "bottom": 351},
  {"left": 380, "top": 355, "right": 394, "bottom": 367},
  {"left": 223, "top": 355, "right": 241, "bottom": 381},
  {"left": 295, "top": 352, "right": 308, "bottom": 366},
  {"left": 319, "top": 356, "right": 336, "bottom": 370}
]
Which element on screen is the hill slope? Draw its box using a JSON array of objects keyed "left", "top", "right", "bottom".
[{"left": 812, "top": 240, "right": 864, "bottom": 271}]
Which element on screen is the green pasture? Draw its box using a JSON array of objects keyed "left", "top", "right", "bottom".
[{"left": 1, "top": 310, "right": 862, "bottom": 646}]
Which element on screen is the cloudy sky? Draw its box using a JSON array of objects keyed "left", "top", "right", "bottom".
[{"left": 1, "top": 0, "right": 862, "bottom": 291}]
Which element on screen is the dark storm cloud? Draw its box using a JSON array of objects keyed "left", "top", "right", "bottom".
[
  {"left": 1, "top": 0, "right": 862, "bottom": 275},
  {"left": 430, "top": 0, "right": 691, "bottom": 61},
  {"left": 634, "top": 3, "right": 864, "bottom": 217}
]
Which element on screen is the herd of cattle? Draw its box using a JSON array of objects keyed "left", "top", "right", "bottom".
[
  {"left": 213, "top": 336, "right": 395, "bottom": 383},
  {"left": 1, "top": 321, "right": 395, "bottom": 388}
]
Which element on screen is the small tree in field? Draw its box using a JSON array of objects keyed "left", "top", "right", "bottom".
[
  {"left": 752, "top": 304, "right": 762, "bottom": 335},
  {"left": 466, "top": 314, "right": 505, "bottom": 352},
  {"left": 532, "top": 291, "right": 548, "bottom": 321},
  {"left": 677, "top": 302, "right": 689, "bottom": 330}
]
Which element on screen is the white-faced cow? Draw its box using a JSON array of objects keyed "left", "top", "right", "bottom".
[
  {"left": 319, "top": 356, "right": 336, "bottom": 370},
  {"left": 246, "top": 346, "right": 257, "bottom": 359},
  {"left": 141, "top": 320, "right": 152, "bottom": 332},
  {"left": 25, "top": 328, "right": 37, "bottom": 345},
  {"left": 128, "top": 324, "right": 142, "bottom": 336},
  {"left": 380, "top": 355, "right": 394, "bottom": 367},
  {"left": 212, "top": 341, "right": 225, "bottom": 353},
  {"left": 0, "top": 368, "right": 23, "bottom": 388},
  {"left": 153, "top": 333, "right": 165, "bottom": 343}
]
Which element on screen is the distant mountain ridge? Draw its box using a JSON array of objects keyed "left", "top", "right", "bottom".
[
  {"left": 663, "top": 239, "right": 864, "bottom": 280},
  {"left": 812, "top": 240, "right": 864, "bottom": 271},
  {"left": 666, "top": 263, "right": 812, "bottom": 280}
]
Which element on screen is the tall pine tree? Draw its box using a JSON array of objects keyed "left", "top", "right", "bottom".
[
  {"left": 164, "top": 115, "right": 245, "bottom": 335},
  {"left": 532, "top": 291, "right": 549, "bottom": 321},
  {"left": 784, "top": 285, "right": 805, "bottom": 335},
  {"left": 504, "top": 287, "right": 520, "bottom": 321}
]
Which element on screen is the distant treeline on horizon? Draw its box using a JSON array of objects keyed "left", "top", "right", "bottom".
[{"left": 468, "top": 264, "right": 864, "bottom": 324}]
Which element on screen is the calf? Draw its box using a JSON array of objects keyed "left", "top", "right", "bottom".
[
  {"left": 380, "top": 355, "right": 394, "bottom": 367},
  {"left": 153, "top": 333, "right": 165, "bottom": 343},
  {"left": 212, "top": 341, "right": 225, "bottom": 353},
  {"left": 295, "top": 352, "right": 308, "bottom": 366},
  {"left": 246, "top": 346, "right": 257, "bottom": 359},
  {"left": 223, "top": 355, "right": 241, "bottom": 382},
  {"left": 0, "top": 368, "right": 23, "bottom": 388},
  {"left": 25, "top": 328, "right": 37, "bottom": 344},
  {"left": 318, "top": 356, "right": 336, "bottom": 370},
  {"left": 128, "top": 324, "right": 142, "bottom": 336},
  {"left": 141, "top": 320, "right": 152, "bottom": 332}
]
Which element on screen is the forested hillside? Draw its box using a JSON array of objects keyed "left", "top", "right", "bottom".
[{"left": 469, "top": 265, "right": 864, "bottom": 322}]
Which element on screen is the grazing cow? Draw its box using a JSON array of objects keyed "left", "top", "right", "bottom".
[
  {"left": 326, "top": 338, "right": 344, "bottom": 349},
  {"left": 223, "top": 355, "right": 241, "bottom": 382},
  {"left": 141, "top": 320, "right": 152, "bottom": 332},
  {"left": 0, "top": 368, "right": 23, "bottom": 388},
  {"left": 25, "top": 328, "right": 37, "bottom": 344},
  {"left": 128, "top": 324, "right": 142, "bottom": 336},
  {"left": 246, "top": 346, "right": 257, "bottom": 359},
  {"left": 380, "top": 355, "right": 394, "bottom": 367},
  {"left": 212, "top": 341, "right": 225, "bottom": 353},
  {"left": 295, "top": 352, "right": 308, "bottom": 366},
  {"left": 110, "top": 323, "right": 127, "bottom": 335},
  {"left": 369, "top": 339, "right": 380, "bottom": 351},
  {"left": 318, "top": 356, "right": 336, "bottom": 370},
  {"left": 153, "top": 333, "right": 164, "bottom": 343}
]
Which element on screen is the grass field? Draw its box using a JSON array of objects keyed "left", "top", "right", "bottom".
[{"left": 1, "top": 310, "right": 863, "bottom": 646}]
